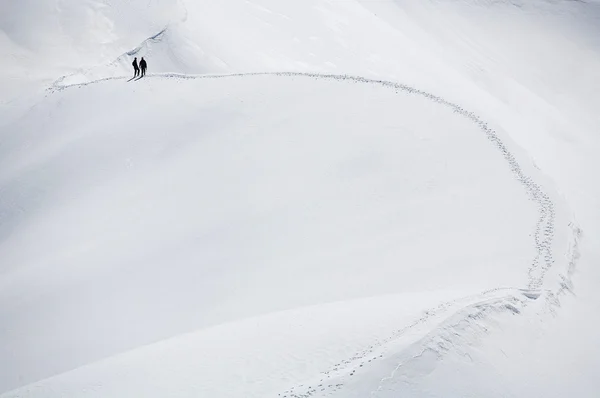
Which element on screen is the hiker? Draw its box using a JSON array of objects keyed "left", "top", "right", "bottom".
[
  {"left": 132, "top": 57, "right": 140, "bottom": 77},
  {"left": 140, "top": 57, "right": 147, "bottom": 77}
]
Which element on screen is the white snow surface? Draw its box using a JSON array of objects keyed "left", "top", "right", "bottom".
[{"left": 1, "top": 0, "right": 599, "bottom": 397}]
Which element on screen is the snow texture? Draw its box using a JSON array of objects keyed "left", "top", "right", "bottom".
[{"left": 1, "top": 0, "right": 599, "bottom": 397}]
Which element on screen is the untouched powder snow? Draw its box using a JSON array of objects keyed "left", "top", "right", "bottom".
[{"left": 1, "top": 0, "right": 599, "bottom": 397}]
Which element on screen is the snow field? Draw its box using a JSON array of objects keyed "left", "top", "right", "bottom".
[
  {"left": 2, "top": 0, "right": 600, "bottom": 396},
  {"left": 0, "top": 72, "right": 563, "bottom": 396}
]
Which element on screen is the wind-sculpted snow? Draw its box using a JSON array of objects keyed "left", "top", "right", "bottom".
[{"left": 279, "top": 287, "right": 535, "bottom": 398}]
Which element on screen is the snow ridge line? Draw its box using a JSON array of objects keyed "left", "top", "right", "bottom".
[
  {"left": 279, "top": 288, "right": 530, "bottom": 398},
  {"left": 49, "top": 71, "right": 557, "bottom": 291},
  {"left": 48, "top": 29, "right": 169, "bottom": 90},
  {"left": 125, "top": 28, "right": 168, "bottom": 57},
  {"left": 368, "top": 293, "right": 528, "bottom": 398}
]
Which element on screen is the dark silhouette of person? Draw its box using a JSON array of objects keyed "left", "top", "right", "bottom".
[
  {"left": 140, "top": 57, "right": 147, "bottom": 77},
  {"left": 132, "top": 57, "right": 140, "bottom": 77}
]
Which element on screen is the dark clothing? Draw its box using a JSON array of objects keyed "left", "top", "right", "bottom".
[
  {"left": 140, "top": 59, "right": 147, "bottom": 77},
  {"left": 132, "top": 59, "right": 140, "bottom": 77}
]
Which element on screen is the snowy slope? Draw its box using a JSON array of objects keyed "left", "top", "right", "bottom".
[
  {"left": 0, "top": 72, "right": 549, "bottom": 394},
  {"left": 1, "top": 0, "right": 599, "bottom": 397}
]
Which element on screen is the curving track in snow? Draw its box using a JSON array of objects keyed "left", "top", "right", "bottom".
[
  {"left": 51, "top": 71, "right": 560, "bottom": 292},
  {"left": 37, "top": 72, "right": 581, "bottom": 397}
]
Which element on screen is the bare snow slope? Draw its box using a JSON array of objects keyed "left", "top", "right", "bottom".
[
  {"left": 1, "top": 0, "right": 600, "bottom": 396},
  {"left": 0, "top": 72, "right": 552, "bottom": 394}
]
